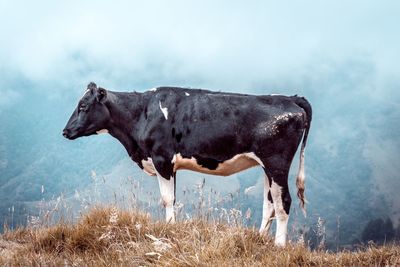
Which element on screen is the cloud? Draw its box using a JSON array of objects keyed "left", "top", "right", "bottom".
[
  {"left": 1, "top": 0, "right": 400, "bottom": 239},
  {"left": 364, "top": 136, "right": 400, "bottom": 218},
  {"left": 362, "top": 101, "right": 400, "bottom": 223},
  {"left": 0, "top": 90, "right": 20, "bottom": 111},
  {"left": 1, "top": 1, "right": 399, "bottom": 92}
]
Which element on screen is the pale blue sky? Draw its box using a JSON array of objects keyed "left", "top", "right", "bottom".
[{"left": 0, "top": 1, "right": 399, "bottom": 94}]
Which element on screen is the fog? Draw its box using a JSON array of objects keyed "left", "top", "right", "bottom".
[{"left": 1, "top": 1, "right": 399, "bottom": 246}]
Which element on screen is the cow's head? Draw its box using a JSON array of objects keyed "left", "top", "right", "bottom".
[{"left": 63, "top": 82, "right": 110, "bottom": 140}]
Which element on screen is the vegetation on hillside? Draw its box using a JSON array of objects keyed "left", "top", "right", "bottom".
[{"left": 1, "top": 207, "right": 399, "bottom": 266}]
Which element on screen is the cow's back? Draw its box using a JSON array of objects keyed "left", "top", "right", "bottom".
[{"left": 140, "top": 87, "right": 305, "bottom": 162}]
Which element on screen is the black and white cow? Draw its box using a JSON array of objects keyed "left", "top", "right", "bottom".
[{"left": 63, "top": 82, "right": 312, "bottom": 246}]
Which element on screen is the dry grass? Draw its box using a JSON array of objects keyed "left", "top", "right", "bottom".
[{"left": 1, "top": 206, "right": 399, "bottom": 266}]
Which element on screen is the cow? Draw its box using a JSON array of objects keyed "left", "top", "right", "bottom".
[{"left": 63, "top": 82, "right": 312, "bottom": 246}]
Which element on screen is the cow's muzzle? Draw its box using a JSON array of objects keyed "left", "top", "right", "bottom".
[{"left": 62, "top": 128, "right": 75, "bottom": 140}]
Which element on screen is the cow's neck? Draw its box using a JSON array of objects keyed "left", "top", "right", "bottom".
[{"left": 105, "top": 91, "right": 146, "bottom": 163}]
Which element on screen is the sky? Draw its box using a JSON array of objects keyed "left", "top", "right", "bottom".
[
  {"left": 0, "top": 0, "right": 400, "bottom": 242},
  {"left": 1, "top": 1, "right": 399, "bottom": 91}
]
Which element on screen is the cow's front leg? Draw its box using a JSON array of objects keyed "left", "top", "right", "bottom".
[
  {"left": 156, "top": 174, "right": 175, "bottom": 223},
  {"left": 152, "top": 157, "right": 176, "bottom": 223}
]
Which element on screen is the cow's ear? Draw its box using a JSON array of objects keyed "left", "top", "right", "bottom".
[
  {"left": 97, "top": 87, "right": 107, "bottom": 103},
  {"left": 88, "top": 82, "right": 97, "bottom": 94}
]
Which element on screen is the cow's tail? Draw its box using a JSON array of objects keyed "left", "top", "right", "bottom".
[{"left": 293, "top": 96, "right": 312, "bottom": 217}]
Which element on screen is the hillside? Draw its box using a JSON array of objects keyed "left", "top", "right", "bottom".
[
  {"left": 1, "top": 207, "right": 399, "bottom": 266},
  {"left": 1, "top": 78, "right": 399, "bottom": 247}
]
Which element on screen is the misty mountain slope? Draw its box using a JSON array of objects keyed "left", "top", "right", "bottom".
[
  {"left": 1, "top": 59, "right": 398, "bottom": 247},
  {"left": 0, "top": 0, "right": 399, "bottom": 246}
]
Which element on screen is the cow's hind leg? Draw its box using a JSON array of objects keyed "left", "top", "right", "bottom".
[
  {"left": 259, "top": 174, "right": 275, "bottom": 237},
  {"left": 264, "top": 167, "right": 291, "bottom": 246}
]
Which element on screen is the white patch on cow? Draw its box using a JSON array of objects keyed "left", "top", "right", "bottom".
[
  {"left": 259, "top": 174, "right": 275, "bottom": 236},
  {"left": 159, "top": 101, "right": 168, "bottom": 120},
  {"left": 297, "top": 149, "right": 305, "bottom": 185},
  {"left": 270, "top": 93, "right": 283, "bottom": 96},
  {"left": 296, "top": 147, "right": 307, "bottom": 216},
  {"left": 96, "top": 129, "right": 109, "bottom": 134},
  {"left": 245, "top": 152, "right": 265, "bottom": 167},
  {"left": 270, "top": 181, "right": 289, "bottom": 246},
  {"left": 141, "top": 157, "right": 157, "bottom": 176},
  {"left": 171, "top": 154, "right": 177, "bottom": 164},
  {"left": 152, "top": 165, "right": 175, "bottom": 223},
  {"left": 171, "top": 152, "right": 263, "bottom": 176},
  {"left": 185, "top": 92, "right": 190, "bottom": 96},
  {"left": 149, "top": 87, "right": 157, "bottom": 92}
]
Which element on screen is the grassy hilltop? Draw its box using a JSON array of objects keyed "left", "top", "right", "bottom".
[{"left": 0, "top": 207, "right": 399, "bottom": 266}]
